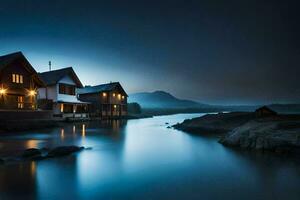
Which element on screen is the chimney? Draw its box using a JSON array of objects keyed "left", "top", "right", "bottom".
[{"left": 49, "top": 61, "right": 52, "bottom": 71}]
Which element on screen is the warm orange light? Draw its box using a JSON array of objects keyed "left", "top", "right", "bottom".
[
  {"left": 61, "top": 129, "right": 65, "bottom": 139},
  {"left": 29, "top": 90, "right": 36, "bottom": 96},
  {"left": 0, "top": 88, "right": 6, "bottom": 95},
  {"left": 102, "top": 92, "right": 107, "bottom": 97},
  {"left": 82, "top": 124, "right": 86, "bottom": 137},
  {"left": 118, "top": 94, "right": 121, "bottom": 100},
  {"left": 60, "top": 104, "right": 64, "bottom": 112},
  {"left": 113, "top": 93, "right": 116, "bottom": 97},
  {"left": 122, "top": 95, "right": 125, "bottom": 99}
]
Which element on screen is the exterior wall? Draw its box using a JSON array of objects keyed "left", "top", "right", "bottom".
[
  {"left": 255, "top": 109, "right": 277, "bottom": 117},
  {"left": 0, "top": 59, "right": 39, "bottom": 110},
  {"left": 53, "top": 102, "right": 88, "bottom": 118},
  {"left": 38, "top": 85, "right": 57, "bottom": 101},
  {"left": 38, "top": 74, "right": 88, "bottom": 118},
  {"left": 38, "top": 74, "right": 77, "bottom": 103},
  {"left": 78, "top": 93, "right": 101, "bottom": 113},
  {"left": 57, "top": 75, "right": 78, "bottom": 103},
  {"left": 78, "top": 87, "right": 127, "bottom": 118}
]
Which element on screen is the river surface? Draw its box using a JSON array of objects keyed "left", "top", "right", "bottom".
[{"left": 0, "top": 113, "right": 300, "bottom": 200}]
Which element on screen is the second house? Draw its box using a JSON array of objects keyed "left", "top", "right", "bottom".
[{"left": 38, "top": 67, "right": 89, "bottom": 118}]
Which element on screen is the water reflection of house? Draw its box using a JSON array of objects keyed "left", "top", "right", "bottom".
[
  {"left": 38, "top": 67, "right": 89, "bottom": 118},
  {"left": 77, "top": 82, "right": 128, "bottom": 118},
  {"left": 0, "top": 52, "right": 45, "bottom": 110},
  {"left": 0, "top": 161, "right": 37, "bottom": 198}
]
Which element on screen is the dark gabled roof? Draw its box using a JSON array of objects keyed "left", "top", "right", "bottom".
[
  {"left": 255, "top": 106, "right": 277, "bottom": 114},
  {"left": 38, "top": 67, "right": 83, "bottom": 88},
  {"left": 77, "top": 82, "right": 128, "bottom": 96},
  {"left": 0, "top": 51, "right": 45, "bottom": 87},
  {"left": 0, "top": 51, "right": 23, "bottom": 71}
]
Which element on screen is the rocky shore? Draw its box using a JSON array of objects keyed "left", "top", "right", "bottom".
[
  {"left": 173, "top": 112, "right": 300, "bottom": 155},
  {"left": 0, "top": 145, "right": 89, "bottom": 165},
  {"left": 173, "top": 112, "right": 255, "bottom": 134}
]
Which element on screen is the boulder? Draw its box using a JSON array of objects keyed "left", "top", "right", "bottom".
[
  {"left": 47, "top": 146, "right": 84, "bottom": 157},
  {"left": 219, "top": 119, "right": 300, "bottom": 155},
  {"left": 173, "top": 112, "right": 255, "bottom": 134},
  {"left": 22, "top": 148, "right": 42, "bottom": 159}
]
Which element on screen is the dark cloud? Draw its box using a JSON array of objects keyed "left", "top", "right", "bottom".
[{"left": 0, "top": 0, "right": 299, "bottom": 104}]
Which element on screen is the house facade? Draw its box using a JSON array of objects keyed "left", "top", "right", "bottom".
[
  {"left": 0, "top": 52, "right": 45, "bottom": 110},
  {"left": 38, "top": 67, "right": 89, "bottom": 118},
  {"left": 77, "top": 82, "right": 128, "bottom": 118}
]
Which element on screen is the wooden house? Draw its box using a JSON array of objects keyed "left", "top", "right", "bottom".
[
  {"left": 38, "top": 67, "right": 89, "bottom": 118},
  {"left": 255, "top": 106, "right": 277, "bottom": 117},
  {"left": 0, "top": 52, "right": 45, "bottom": 110},
  {"left": 77, "top": 82, "right": 128, "bottom": 118}
]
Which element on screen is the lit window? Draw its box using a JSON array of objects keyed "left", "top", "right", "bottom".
[
  {"left": 12, "top": 74, "right": 16, "bottom": 82},
  {"left": 12, "top": 74, "right": 23, "bottom": 84},
  {"left": 118, "top": 94, "right": 121, "bottom": 100},
  {"left": 114, "top": 105, "right": 117, "bottom": 109},
  {"left": 60, "top": 104, "right": 64, "bottom": 112},
  {"left": 113, "top": 93, "right": 116, "bottom": 97},
  {"left": 122, "top": 96, "right": 125, "bottom": 99},
  {"left": 102, "top": 92, "right": 107, "bottom": 97},
  {"left": 17, "top": 96, "right": 24, "bottom": 109}
]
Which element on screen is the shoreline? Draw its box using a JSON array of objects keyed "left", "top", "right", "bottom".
[
  {"left": 0, "top": 114, "right": 153, "bottom": 133},
  {"left": 173, "top": 112, "right": 300, "bottom": 156}
]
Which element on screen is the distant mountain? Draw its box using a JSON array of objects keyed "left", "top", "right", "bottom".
[
  {"left": 128, "top": 91, "right": 300, "bottom": 115},
  {"left": 128, "top": 91, "right": 210, "bottom": 109}
]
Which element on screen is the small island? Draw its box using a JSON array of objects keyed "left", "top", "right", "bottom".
[{"left": 173, "top": 107, "right": 300, "bottom": 155}]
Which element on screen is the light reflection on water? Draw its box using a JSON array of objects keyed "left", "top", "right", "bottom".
[{"left": 0, "top": 113, "right": 300, "bottom": 200}]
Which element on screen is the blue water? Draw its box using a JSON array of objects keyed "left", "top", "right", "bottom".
[{"left": 0, "top": 113, "right": 300, "bottom": 200}]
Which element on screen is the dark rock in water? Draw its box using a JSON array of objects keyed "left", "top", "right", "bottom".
[
  {"left": 40, "top": 147, "right": 50, "bottom": 152},
  {"left": 173, "top": 112, "right": 255, "bottom": 134},
  {"left": 165, "top": 122, "right": 169, "bottom": 125},
  {"left": 85, "top": 147, "right": 93, "bottom": 150},
  {"left": 22, "top": 148, "right": 42, "bottom": 158},
  {"left": 167, "top": 126, "right": 172, "bottom": 129},
  {"left": 47, "top": 146, "right": 84, "bottom": 157},
  {"left": 219, "top": 119, "right": 300, "bottom": 155}
]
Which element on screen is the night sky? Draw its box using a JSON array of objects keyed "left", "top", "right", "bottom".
[{"left": 0, "top": 0, "right": 299, "bottom": 105}]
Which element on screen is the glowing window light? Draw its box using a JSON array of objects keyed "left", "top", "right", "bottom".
[
  {"left": 102, "top": 92, "right": 107, "bottom": 97},
  {"left": 114, "top": 105, "right": 117, "bottom": 109},
  {"left": 29, "top": 90, "right": 36, "bottom": 96},
  {"left": 122, "top": 96, "right": 125, "bottom": 100},
  {"left": 0, "top": 88, "right": 6, "bottom": 95},
  {"left": 12, "top": 74, "right": 16, "bottom": 82},
  {"left": 60, "top": 104, "right": 64, "bottom": 112},
  {"left": 118, "top": 94, "right": 121, "bottom": 100},
  {"left": 113, "top": 93, "right": 116, "bottom": 97}
]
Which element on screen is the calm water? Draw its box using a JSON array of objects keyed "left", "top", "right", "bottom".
[{"left": 0, "top": 113, "right": 300, "bottom": 200}]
